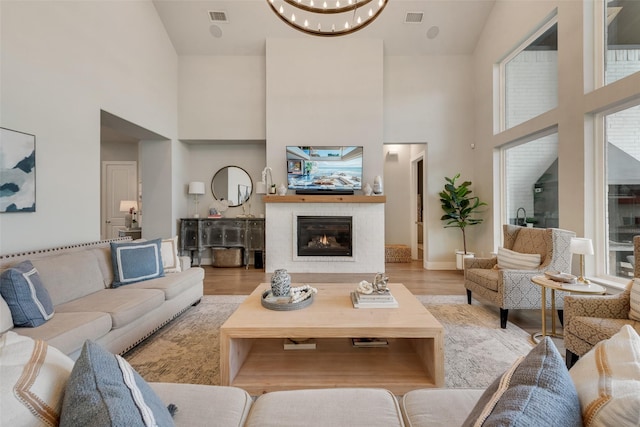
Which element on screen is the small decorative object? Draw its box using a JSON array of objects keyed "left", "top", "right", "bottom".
[
  {"left": 357, "top": 280, "right": 374, "bottom": 294},
  {"left": 277, "top": 184, "right": 287, "bottom": 196},
  {"left": 289, "top": 284, "right": 318, "bottom": 303},
  {"left": 119, "top": 200, "right": 138, "bottom": 229},
  {"left": 372, "top": 272, "right": 389, "bottom": 293},
  {"left": 270, "top": 269, "right": 291, "bottom": 297},
  {"left": 210, "top": 199, "right": 229, "bottom": 218},
  {"left": 373, "top": 175, "right": 383, "bottom": 194},
  {"left": 270, "top": 184, "right": 277, "bottom": 194},
  {"left": 363, "top": 183, "right": 373, "bottom": 196}
]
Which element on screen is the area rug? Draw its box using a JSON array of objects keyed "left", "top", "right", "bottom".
[{"left": 124, "top": 295, "right": 534, "bottom": 389}]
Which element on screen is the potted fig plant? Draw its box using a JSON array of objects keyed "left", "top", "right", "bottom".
[{"left": 439, "top": 173, "right": 487, "bottom": 269}]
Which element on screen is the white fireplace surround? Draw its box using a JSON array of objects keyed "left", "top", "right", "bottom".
[{"left": 265, "top": 202, "right": 385, "bottom": 273}]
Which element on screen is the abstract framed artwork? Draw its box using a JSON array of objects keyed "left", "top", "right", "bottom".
[{"left": 0, "top": 127, "right": 36, "bottom": 213}]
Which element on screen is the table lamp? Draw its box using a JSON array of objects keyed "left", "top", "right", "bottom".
[
  {"left": 119, "top": 200, "right": 138, "bottom": 229},
  {"left": 570, "top": 237, "right": 594, "bottom": 284},
  {"left": 188, "top": 181, "right": 205, "bottom": 218}
]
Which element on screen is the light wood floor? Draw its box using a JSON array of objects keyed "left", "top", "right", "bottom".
[{"left": 202, "top": 260, "right": 553, "bottom": 336}]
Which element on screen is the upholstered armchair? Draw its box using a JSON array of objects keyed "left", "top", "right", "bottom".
[
  {"left": 464, "top": 224, "right": 576, "bottom": 328},
  {"left": 564, "top": 235, "right": 640, "bottom": 368}
]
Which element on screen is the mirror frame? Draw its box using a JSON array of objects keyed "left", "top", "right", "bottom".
[{"left": 210, "top": 166, "right": 253, "bottom": 208}]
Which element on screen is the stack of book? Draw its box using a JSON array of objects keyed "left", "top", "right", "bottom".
[
  {"left": 351, "top": 338, "right": 388, "bottom": 348},
  {"left": 350, "top": 291, "right": 398, "bottom": 308}
]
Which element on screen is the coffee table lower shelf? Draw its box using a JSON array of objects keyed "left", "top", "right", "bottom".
[{"left": 222, "top": 337, "right": 439, "bottom": 396}]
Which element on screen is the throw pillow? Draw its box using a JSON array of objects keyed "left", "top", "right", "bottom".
[
  {"left": 628, "top": 278, "right": 640, "bottom": 321},
  {"left": 59, "top": 340, "right": 176, "bottom": 427},
  {"left": 569, "top": 325, "right": 640, "bottom": 427},
  {"left": 161, "top": 236, "right": 182, "bottom": 273},
  {"left": 462, "top": 337, "right": 582, "bottom": 427},
  {"left": 0, "top": 260, "right": 54, "bottom": 327},
  {"left": 0, "top": 331, "right": 74, "bottom": 427},
  {"left": 110, "top": 238, "right": 165, "bottom": 287},
  {"left": 496, "top": 246, "right": 541, "bottom": 270}
]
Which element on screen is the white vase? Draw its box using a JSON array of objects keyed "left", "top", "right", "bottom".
[
  {"left": 277, "top": 184, "right": 287, "bottom": 196},
  {"left": 363, "top": 183, "right": 373, "bottom": 196},
  {"left": 373, "top": 176, "right": 383, "bottom": 194}
]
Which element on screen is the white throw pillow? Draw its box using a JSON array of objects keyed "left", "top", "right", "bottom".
[
  {"left": 569, "top": 325, "right": 640, "bottom": 427},
  {"left": 628, "top": 278, "right": 640, "bottom": 321},
  {"left": 161, "top": 236, "right": 182, "bottom": 273},
  {"left": 0, "top": 331, "right": 74, "bottom": 427},
  {"left": 496, "top": 247, "right": 541, "bottom": 270}
]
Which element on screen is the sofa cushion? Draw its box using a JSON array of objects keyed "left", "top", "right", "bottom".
[
  {"left": 56, "top": 288, "right": 164, "bottom": 329},
  {"left": 14, "top": 311, "right": 113, "bottom": 357},
  {"left": 60, "top": 340, "right": 176, "bottom": 427},
  {"left": 122, "top": 267, "right": 205, "bottom": 300},
  {"left": 497, "top": 247, "right": 541, "bottom": 270},
  {"left": 462, "top": 337, "right": 581, "bottom": 427},
  {"left": 402, "top": 389, "right": 484, "bottom": 426},
  {"left": 465, "top": 268, "right": 499, "bottom": 292},
  {"left": 569, "top": 325, "right": 640, "bottom": 427},
  {"left": 0, "top": 331, "right": 74, "bottom": 427},
  {"left": 31, "top": 251, "right": 106, "bottom": 306},
  {"left": 161, "top": 236, "right": 182, "bottom": 273},
  {"left": 111, "top": 239, "right": 165, "bottom": 287},
  {"left": 150, "top": 383, "right": 253, "bottom": 427},
  {"left": 245, "top": 388, "right": 404, "bottom": 427},
  {"left": 0, "top": 260, "right": 54, "bottom": 327}
]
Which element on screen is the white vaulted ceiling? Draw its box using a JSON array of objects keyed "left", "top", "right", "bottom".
[{"left": 152, "top": 0, "right": 496, "bottom": 56}]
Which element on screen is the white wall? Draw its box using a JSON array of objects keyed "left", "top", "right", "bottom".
[
  {"left": 383, "top": 55, "right": 478, "bottom": 266},
  {"left": 0, "top": 0, "right": 179, "bottom": 253}
]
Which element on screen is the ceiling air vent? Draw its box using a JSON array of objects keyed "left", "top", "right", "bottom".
[
  {"left": 209, "top": 10, "right": 229, "bottom": 23},
  {"left": 405, "top": 12, "right": 424, "bottom": 24}
]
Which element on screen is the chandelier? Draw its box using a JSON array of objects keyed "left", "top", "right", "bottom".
[{"left": 267, "top": 0, "right": 388, "bottom": 37}]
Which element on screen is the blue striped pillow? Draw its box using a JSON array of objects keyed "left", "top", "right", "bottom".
[
  {"left": 0, "top": 260, "right": 54, "bottom": 327},
  {"left": 110, "top": 239, "right": 164, "bottom": 287}
]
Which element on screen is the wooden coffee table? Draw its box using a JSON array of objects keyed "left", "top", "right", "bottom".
[{"left": 219, "top": 283, "right": 444, "bottom": 395}]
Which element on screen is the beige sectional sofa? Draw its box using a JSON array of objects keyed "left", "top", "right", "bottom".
[{"left": 0, "top": 237, "right": 204, "bottom": 359}]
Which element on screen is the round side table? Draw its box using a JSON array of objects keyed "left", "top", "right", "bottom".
[{"left": 530, "top": 275, "right": 606, "bottom": 343}]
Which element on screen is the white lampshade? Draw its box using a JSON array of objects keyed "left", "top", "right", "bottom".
[
  {"left": 188, "top": 181, "right": 205, "bottom": 195},
  {"left": 119, "top": 200, "right": 138, "bottom": 212},
  {"left": 570, "top": 237, "right": 594, "bottom": 256}
]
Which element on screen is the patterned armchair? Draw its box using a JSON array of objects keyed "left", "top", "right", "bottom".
[
  {"left": 564, "top": 235, "right": 640, "bottom": 368},
  {"left": 464, "top": 224, "right": 576, "bottom": 328}
]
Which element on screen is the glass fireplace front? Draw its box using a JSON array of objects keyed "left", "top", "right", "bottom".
[{"left": 297, "top": 216, "right": 352, "bottom": 257}]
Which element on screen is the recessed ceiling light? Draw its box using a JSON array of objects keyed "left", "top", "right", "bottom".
[{"left": 427, "top": 25, "right": 440, "bottom": 39}]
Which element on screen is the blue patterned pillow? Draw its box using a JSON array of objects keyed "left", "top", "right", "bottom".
[
  {"left": 0, "top": 260, "right": 54, "bottom": 327},
  {"left": 60, "top": 340, "right": 176, "bottom": 427},
  {"left": 110, "top": 239, "right": 164, "bottom": 287},
  {"left": 462, "top": 337, "right": 582, "bottom": 426}
]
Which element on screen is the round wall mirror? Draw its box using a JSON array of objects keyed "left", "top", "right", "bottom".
[{"left": 211, "top": 166, "right": 253, "bottom": 207}]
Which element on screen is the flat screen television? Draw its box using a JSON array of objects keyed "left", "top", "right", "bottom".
[{"left": 286, "top": 146, "right": 363, "bottom": 192}]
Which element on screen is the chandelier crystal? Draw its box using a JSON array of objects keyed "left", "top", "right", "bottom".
[{"left": 267, "top": 0, "right": 388, "bottom": 37}]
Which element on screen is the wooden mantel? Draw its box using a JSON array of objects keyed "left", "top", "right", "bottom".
[{"left": 263, "top": 195, "right": 386, "bottom": 203}]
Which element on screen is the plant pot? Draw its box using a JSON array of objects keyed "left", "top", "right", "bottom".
[{"left": 456, "top": 251, "right": 475, "bottom": 270}]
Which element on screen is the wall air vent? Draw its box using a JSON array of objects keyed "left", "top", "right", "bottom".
[
  {"left": 209, "top": 10, "right": 229, "bottom": 23},
  {"left": 405, "top": 12, "right": 424, "bottom": 24}
]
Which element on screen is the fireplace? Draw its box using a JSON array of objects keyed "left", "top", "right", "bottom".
[{"left": 297, "top": 216, "right": 352, "bottom": 257}]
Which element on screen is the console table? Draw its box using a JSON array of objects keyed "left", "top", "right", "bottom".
[{"left": 179, "top": 218, "right": 264, "bottom": 267}]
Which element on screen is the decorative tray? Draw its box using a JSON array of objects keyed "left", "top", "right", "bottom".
[
  {"left": 544, "top": 271, "right": 577, "bottom": 284},
  {"left": 261, "top": 290, "right": 314, "bottom": 311}
]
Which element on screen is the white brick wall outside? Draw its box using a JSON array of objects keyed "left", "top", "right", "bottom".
[{"left": 265, "top": 202, "right": 385, "bottom": 273}]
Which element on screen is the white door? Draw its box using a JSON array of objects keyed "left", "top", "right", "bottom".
[{"left": 101, "top": 161, "right": 137, "bottom": 239}]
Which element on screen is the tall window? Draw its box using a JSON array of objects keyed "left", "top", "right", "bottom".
[
  {"left": 604, "top": 104, "right": 640, "bottom": 279},
  {"left": 604, "top": 1, "right": 640, "bottom": 85},
  {"left": 501, "top": 17, "right": 558, "bottom": 130},
  {"left": 504, "top": 133, "right": 559, "bottom": 229}
]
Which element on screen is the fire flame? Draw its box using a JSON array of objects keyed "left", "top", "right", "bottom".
[{"left": 320, "top": 234, "right": 328, "bottom": 245}]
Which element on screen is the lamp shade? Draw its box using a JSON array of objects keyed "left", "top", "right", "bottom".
[
  {"left": 570, "top": 237, "right": 594, "bottom": 255},
  {"left": 119, "top": 200, "right": 138, "bottom": 213},
  {"left": 255, "top": 181, "right": 267, "bottom": 195},
  {"left": 188, "top": 182, "right": 205, "bottom": 195}
]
